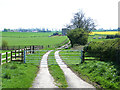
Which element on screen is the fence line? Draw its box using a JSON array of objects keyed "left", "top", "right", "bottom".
[
  {"left": 1, "top": 45, "right": 40, "bottom": 65},
  {"left": 81, "top": 50, "right": 101, "bottom": 63}
]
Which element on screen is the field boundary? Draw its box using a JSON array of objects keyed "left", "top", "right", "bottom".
[{"left": 81, "top": 50, "right": 101, "bottom": 63}]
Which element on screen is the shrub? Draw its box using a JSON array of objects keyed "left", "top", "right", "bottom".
[
  {"left": 2, "top": 40, "right": 8, "bottom": 49},
  {"left": 106, "top": 34, "right": 120, "bottom": 39},
  {"left": 53, "top": 32, "right": 59, "bottom": 36},
  {"left": 67, "top": 28, "right": 88, "bottom": 47}
]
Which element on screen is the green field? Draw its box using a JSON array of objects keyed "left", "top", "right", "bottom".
[
  {"left": 88, "top": 34, "right": 113, "bottom": 42},
  {"left": 1, "top": 31, "right": 119, "bottom": 89},
  {"left": 2, "top": 32, "right": 68, "bottom": 48}
]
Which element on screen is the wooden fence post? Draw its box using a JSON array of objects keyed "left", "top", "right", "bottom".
[
  {"left": 25, "top": 46, "right": 28, "bottom": 54},
  {"left": 83, "top": 50, "right": 85, "bottom": 62},
  {"left": 24, "top": 50, "right": 26, "bottom": 63},
  {"left": 6, "top": 52, "right": 8, "bottom": 63},
  {"left": 25, "top": 46, "right": 26, "bottom": 51},
  {"left": 42, "top": 45, "right": 43, "bottom": 49},
  {"left": 33, "top": 46, "right": 34, "bottom": 53},
  {"left": 48, "top": 45, "right": 49, "bottom": 48},
  {"left": 11, "top": 51, "right": 12, "bottom": 61},
  {"left": 30, "top": 46, "right": 31, "bottom": 53},
  {"left": 81, "top": 50, "right": 85, "bottom": 63},
  {"left": 15, "top": 50, "right": 16, "bottom": 59},
  {"left": 22, "top": 51, "right": 24, "bottom": 62},
  {"left": 0, "top": 53, "right": 1, "bottom": 65}
]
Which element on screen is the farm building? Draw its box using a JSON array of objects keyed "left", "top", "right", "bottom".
[
  {"left": 118, "top": 27, "right": 120, "bottom": 31},
  {"left": 62, "top": 28, "right": 68, "bottom": 35}
]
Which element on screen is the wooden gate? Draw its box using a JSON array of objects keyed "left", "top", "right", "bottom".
[{"left": 11, "top": 50, "right": 24, "bottom": 62}]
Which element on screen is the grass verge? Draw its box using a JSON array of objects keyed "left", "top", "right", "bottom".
[
  {"left": 59, "top": 50, "right": 120, "bottom": 89},
  {"left": 2, "top": 50, "right": 46, "bottom": 88},
  {"left": 48, "top": 51, "right": 68, "bottom": 88}
]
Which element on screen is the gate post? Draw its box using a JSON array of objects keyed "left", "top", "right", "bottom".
[
  {"left": 80, "top": 50, "right": 85, "bottom": 63},
  {"left": 6, "top": 52, "right": 8, "bottom": 63},
  {"left": 0, "top": 53, "right": 1, "bottom": 65},
  {"left": 83, "top": 50, "right": 85, "bottom": 62},
  {"left": 30, "top": 46, "right": 31, "bottom": 54},
  {"left": 24, "top": 50, "right": 26, "bottom": 63},
  {"left": 11, "top": 51, "right": 12, "bottom": 61},
  {"left": 33, "top": 46, "right": 34, "bottom": 53},
  {"left": 15, "top": 50, "right": 16, "bottom": 59}
]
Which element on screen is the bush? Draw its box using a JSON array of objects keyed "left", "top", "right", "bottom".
[
  {"left": 53, "top": 32, "right": 59, "bottom": 36},
  {"left": 84, "top": 38, "right": 120, "bottom": 63},
  {"left": 2, "top": 40, "right": 8, "bottom": 49},
  {"left": 67, "top": 28, "right": 88, "bottom": 47},
  {"left": 106, "top": 34, "right": 120, "bottom": 39}
]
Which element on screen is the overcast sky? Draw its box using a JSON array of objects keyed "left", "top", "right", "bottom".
[{"left": 0, "top": 0, "right": 119, "bottom": 30}]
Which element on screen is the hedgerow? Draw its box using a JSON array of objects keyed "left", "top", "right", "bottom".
[{"left": 84, "top": 38, "right": 120, "bottom": 63}]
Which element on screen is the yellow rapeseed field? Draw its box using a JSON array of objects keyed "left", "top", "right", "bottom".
[{"left": 89, "top": 31, "right": 120, "bottom": 35}]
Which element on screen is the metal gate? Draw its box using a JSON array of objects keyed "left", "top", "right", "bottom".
[
  {"left": 58, "top": 50, "right": 82, "bottom": 65},
  {"left": 25, "top": 50, "right": 48, "bottom": 65},
  {"left": 25, "top": 50, "right": 82, "bottom": 65}
]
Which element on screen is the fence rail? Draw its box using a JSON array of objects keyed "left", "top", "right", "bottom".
[
  {"left": 81, "top": 50, "right": 101, "bottom": 63},
  {"left": 1, "top": 45, "right": 38, "bottom": 65},
  {"left": 1, "top": 47, "right": 102, "bottom": 65}
]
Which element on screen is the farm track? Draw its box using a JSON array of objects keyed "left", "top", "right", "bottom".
[
  {"left": 55, "top": 50, "right": 95, "bottom": 88},
  {"left": 32, "top": 50, "right": 57, "bottom": 88},
  {"left": 32, "top": 50, "right": 95, "bottom": 88}
]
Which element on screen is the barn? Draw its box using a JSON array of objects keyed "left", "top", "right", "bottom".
[{"left": 62, "top": 28, "right": 68, "bottom": 35}]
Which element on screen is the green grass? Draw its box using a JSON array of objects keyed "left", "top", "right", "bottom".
[
  {"left": 2, "top": 32, "right": 68, "bottom": 48},
  {"left": 59, "top": 50, "right": 120, "bottom": 89},
  {"left": 0, "top": 65, "right": 2, "bottom": 90},
  {"left": 2, "top": 32, "right": 53, "bottom": 37},
  {"left": 48, "top": 51, "right": 68, "bottom": 88},
  {"left": 2, "top": 50, "right": 47, "bottom": 88},
  {"left": 2, "top": 50, "right": 12, "bottom": 53}
]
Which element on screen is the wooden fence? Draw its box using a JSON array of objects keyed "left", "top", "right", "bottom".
[
  {"left": 1, "top": 45, "right": 37, "bottom": 65},
  {"left": 81, "top": 50, "right": 101, "bottom": 63},
  {"left": 1, "top": 45, "right": 44, "bottom": 50}
]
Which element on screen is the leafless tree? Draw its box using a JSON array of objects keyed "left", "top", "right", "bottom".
[{"left": 66, "top": 10, "right": 96, "bottom": 32}]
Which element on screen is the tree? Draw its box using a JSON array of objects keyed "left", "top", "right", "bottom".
[
  {"left": 67, "top": 28, "right": 88, "bottom": 47},
  {"left": 3, "top": 28, "right": 10, "bottom": 32},
  {"left": 2, "top": 40, "right": 8, "bottom": 49},
  {"left": 66, "top": 10, "right": 96, "bottom": 32}
]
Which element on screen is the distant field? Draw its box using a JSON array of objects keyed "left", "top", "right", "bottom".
[
  {"left": 88, "top": 31, "right": 120, "bottom": 42},
  {"left": 89, "top": 31, "right": 120, "bottom": 35},
  {"left": 2, "top": 32, "right": 68, "bottom": 48},
  {"left": 88, "top": 35, "right": 112, "bottom": 42}
]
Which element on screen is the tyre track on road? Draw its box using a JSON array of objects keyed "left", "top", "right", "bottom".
[
  {"left": 55, "top": 50, "right": 95, "bottom": 88},
  {"left": 32, "top": 50, "right": 57, "bottom": 88}
]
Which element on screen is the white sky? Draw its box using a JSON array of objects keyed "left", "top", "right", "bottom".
[{"left": 0, "top": 0, "right": 119, "bottom": 30}]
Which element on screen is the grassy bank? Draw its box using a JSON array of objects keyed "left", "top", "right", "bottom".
[
  {"left": 48, "top": 51, "right": 68, "bottom": 88},
  {"left": 2, "top": 51, "right": 46, "bottom": 88},
  {"left": 59, "top": 50, "right": 120, "bottom": 89}
]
